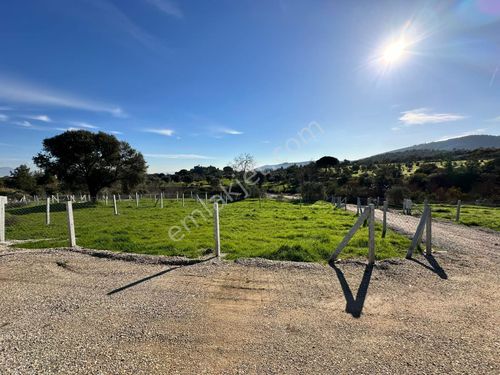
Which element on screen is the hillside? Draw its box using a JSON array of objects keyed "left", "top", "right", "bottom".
[
  {"left": 358, "top": 135, "right": 500, "bottom": 164},
  {"left": 256, "top": 161, "right": 312, "bottom": 171},
  {"left": 395, "top": 135, "right": 500, "bottom": 152}
]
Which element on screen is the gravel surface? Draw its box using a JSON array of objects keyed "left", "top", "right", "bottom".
[{"left": 1, "top": 211, "right": 499, "bottom": 374}]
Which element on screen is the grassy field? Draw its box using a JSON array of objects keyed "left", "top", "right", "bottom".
[
  {"left": 5, "top": 199, "right": 411, "bottom": 262},
  {"left": 431, "top": 203, "right": 500, "bottom": 231}
]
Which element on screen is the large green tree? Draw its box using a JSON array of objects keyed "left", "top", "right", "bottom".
[
  {"left": 34, "top": 130, "right": 147, "bottom": 198},
  {"left": 10, "top": 164, "right": 37, "bottom": 193}
]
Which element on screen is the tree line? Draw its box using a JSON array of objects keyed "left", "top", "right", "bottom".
[{"left": 1, "top": 130, "right": 499, "bottom": 205}]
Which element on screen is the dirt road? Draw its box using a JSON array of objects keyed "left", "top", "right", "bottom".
[{"left": 1, "top": 214, "right": 499, "bottom": 374}]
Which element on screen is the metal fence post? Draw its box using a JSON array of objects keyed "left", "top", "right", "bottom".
[
  {"left": 46, "top": 197, "right": 51, "bottom": 225},
  {"left": 214, "top": 202, "right": 221, "bottom": 258},
  {"left": 0, "top": 196, "right": 6, "bottom": 243},
  {"left": 456, "top": 199, "right": 461, "bottom": 222},
  {"left": 368, "top": 204, "right": 375, "bottom": 264},
  {"left": 66, "top": 201, "right": 76, "bottom": 248}
]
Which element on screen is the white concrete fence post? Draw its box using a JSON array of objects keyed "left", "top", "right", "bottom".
[
  {"left": 113, "top": 195, "right": 118, "bottom": 215},
  {"left": 426, "top": 201, "right": 432, "bottom": 256},
  {"left": 182, "top": 193, "right": 185, "bottom": 207},
  {"left": 46, "top": 197, "right": 51, "bottom": 225},
  {"left": 368, "top": 203, "right": 375, "bottom": 264},
  {"left": 0, "top": 196, "right": 6, "bottom": 243},
  {"left": 66, "top": 201, "right": 76, "bottom": 248},
  {"left": 160, "top": 192, "right": 164, "bottom": 209},
  {"left": 136, "top": 192, "right": 139, "bottom": 208},
  {"left": 456, "top": 199, "right": 461, "bottom": 222},
  {"left": 213, "top": 202, "right": 221, "bottom": 258}
]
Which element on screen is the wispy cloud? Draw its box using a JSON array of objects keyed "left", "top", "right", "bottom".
[
  {"left": 26, "top": 114, "right": 51, "bottom": 122},
  {"left": 109, "top": 130, "right": 123, "bottom": 135},
  {"left": 0, "top": 75, "right": 125, "bottom": 117},
  {"left": 145, "top": 0, "right": 183, "bottom": 18},
  {"left": 436, "top": 128, "right": 487, "bottom": 141},
  {"left": 489, "top": 65, "right": 498, "bottom": 87},
  {"left": 145, "top": 128, "right": 175, "bottom": 136},
  {"left": 15, "top": 120, "right": 34, "bottom": 128},
  {"left": 144, "top": 153, "right": 214, "bottom": 159},
  {"left": 86, "top": 0, "right": 167, "bottom": 53},
  {"left": 488, "top": 116, "right": 500, "bottom": 122},
  {"left": 221, "top": 128, "right": 244, "bottom": 135},
  {"left": 0, "top": 114, "right": 8, "bottom": 121},
  {"left": 399, "top": 108, "right": 466, "bottom": 125},
  {"left": 69, "top": 121, "right": 98, "bottom": 129}
]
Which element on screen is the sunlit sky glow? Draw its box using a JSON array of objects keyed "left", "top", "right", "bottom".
[{"left": 0, "top": 0, "right": 499, "bottom": 173}]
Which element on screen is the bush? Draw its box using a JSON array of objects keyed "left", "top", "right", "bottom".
[
  {"left": 386, "top": 185, "right": 410, "bottom": 206},
  {"left": 301, "top": 182, "right": 326, "bottom": 203}
]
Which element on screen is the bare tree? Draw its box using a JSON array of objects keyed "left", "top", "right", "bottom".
[{"left": 231, "top": 153, "right": 256, "bottom": 175}]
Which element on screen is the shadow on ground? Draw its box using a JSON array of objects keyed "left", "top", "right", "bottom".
[
  {"left": 408, "top": 254, "right": 448, "bottom": 279},
  {"left": 330, "top": 263, "right": 373, "bottom": 318},
  {"left": 107, "top": 256, "right": 216, "bottom": 296}
]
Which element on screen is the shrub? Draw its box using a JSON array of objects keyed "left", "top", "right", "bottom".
[{"left": 301, "top": 182, "right": 326, "bottom": 203}]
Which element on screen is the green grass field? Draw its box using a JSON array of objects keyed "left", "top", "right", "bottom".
[
  {"left": 5, "top": 199, "right": 411, "bottom": 262},
  {"left": 431, "top": 204, "right": 500, "bottom": 231}
]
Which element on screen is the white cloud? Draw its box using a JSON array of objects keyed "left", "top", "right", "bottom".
[
  {"left": 399, "top": 108, "right": 466, "bottom": 125},
  {"left": 15, "top": 120, "right": 33, "bottom": 128},
  {"left": 69, "top": 121, "right": 98, "bottom": 129},
  {"left": 144, "top": 153, "right": 214, "bottom": 159},
  {"left": 145, "top": 0, "right": 183, "bottom": 18},
  {"left": 109, "top": 130, "right": 123, "bottom": 135},
  {"left": 26, "top": 114, "right": 51, "bottom": 122},
  {"left": 0, "top": 114, "right": 8, "bottom": 121},
  {"left": 221, "top": 128, "right": 244, "bottom": 135},
  {"left": 436, "top": 128, "right": 487, "bottom": 141},
  {"left": 0, "top": 76, "right": 125, "bottom": 117},
  {"left": 488, "top": 116, "right": 500, "bottom": 122},
  {"left": 145, "top": 128, "right": 175, "bottom": 136}
]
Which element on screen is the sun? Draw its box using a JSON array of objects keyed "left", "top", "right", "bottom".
[{"left": 382, "top": 38, "right": 408, "bottom": 64}]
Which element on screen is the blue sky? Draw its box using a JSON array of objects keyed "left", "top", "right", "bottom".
[{"left": 0, "top": 0, "right": 499, "bottom": 173}]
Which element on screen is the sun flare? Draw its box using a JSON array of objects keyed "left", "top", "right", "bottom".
[{"left": 382, "top": 38, "right": 408, "bottom": 64}]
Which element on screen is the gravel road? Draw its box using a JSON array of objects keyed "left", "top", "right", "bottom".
[{"left": 1, "top": 211, "right": 499, "bottom": 374}]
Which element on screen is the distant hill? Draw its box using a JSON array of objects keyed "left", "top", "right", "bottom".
[
  {"left": 0, "top": 167, "right": 13, "bottom": 177},
  {"left": 394, "top": 135, "right": 500, "bottom": 153},
  {"left": 256, "top": 161, "right": 312, "bottom": 172},
  {"left": 358, "top": 135, "right": 500, "bottom": 164}
]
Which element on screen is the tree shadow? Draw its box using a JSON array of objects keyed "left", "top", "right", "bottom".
[
  {"left": 408, "top": 254, "right": 448, "bottom": 279},
  {"left": 330, "top": 263, "right": 373, "bottom": 318},
  {"left": 7, "top": 202, "right": 96, "bottom": 215},
  {"left": 107, "top": 256, "right": 216, "bottom": 296}
]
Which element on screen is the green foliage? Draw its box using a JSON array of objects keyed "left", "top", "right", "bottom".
[
  {"left": 33, "top": 130, "right": 146, "bottom": 198},
  {"left": 301, "top": 182, "right": 326, "bottom": 202},
  {"left": 431, "top": 204, "right": 500, "bottom": 231},
  {"left": 5, "top": 199, "right": 410, "bottom": 262}
]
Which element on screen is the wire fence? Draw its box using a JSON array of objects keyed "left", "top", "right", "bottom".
[
  {"left": 1, "top": 193, "right": 497, "bottom": 263},
  {"left": 1, "top": 194, "right": 415, "bottom": 263}
]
